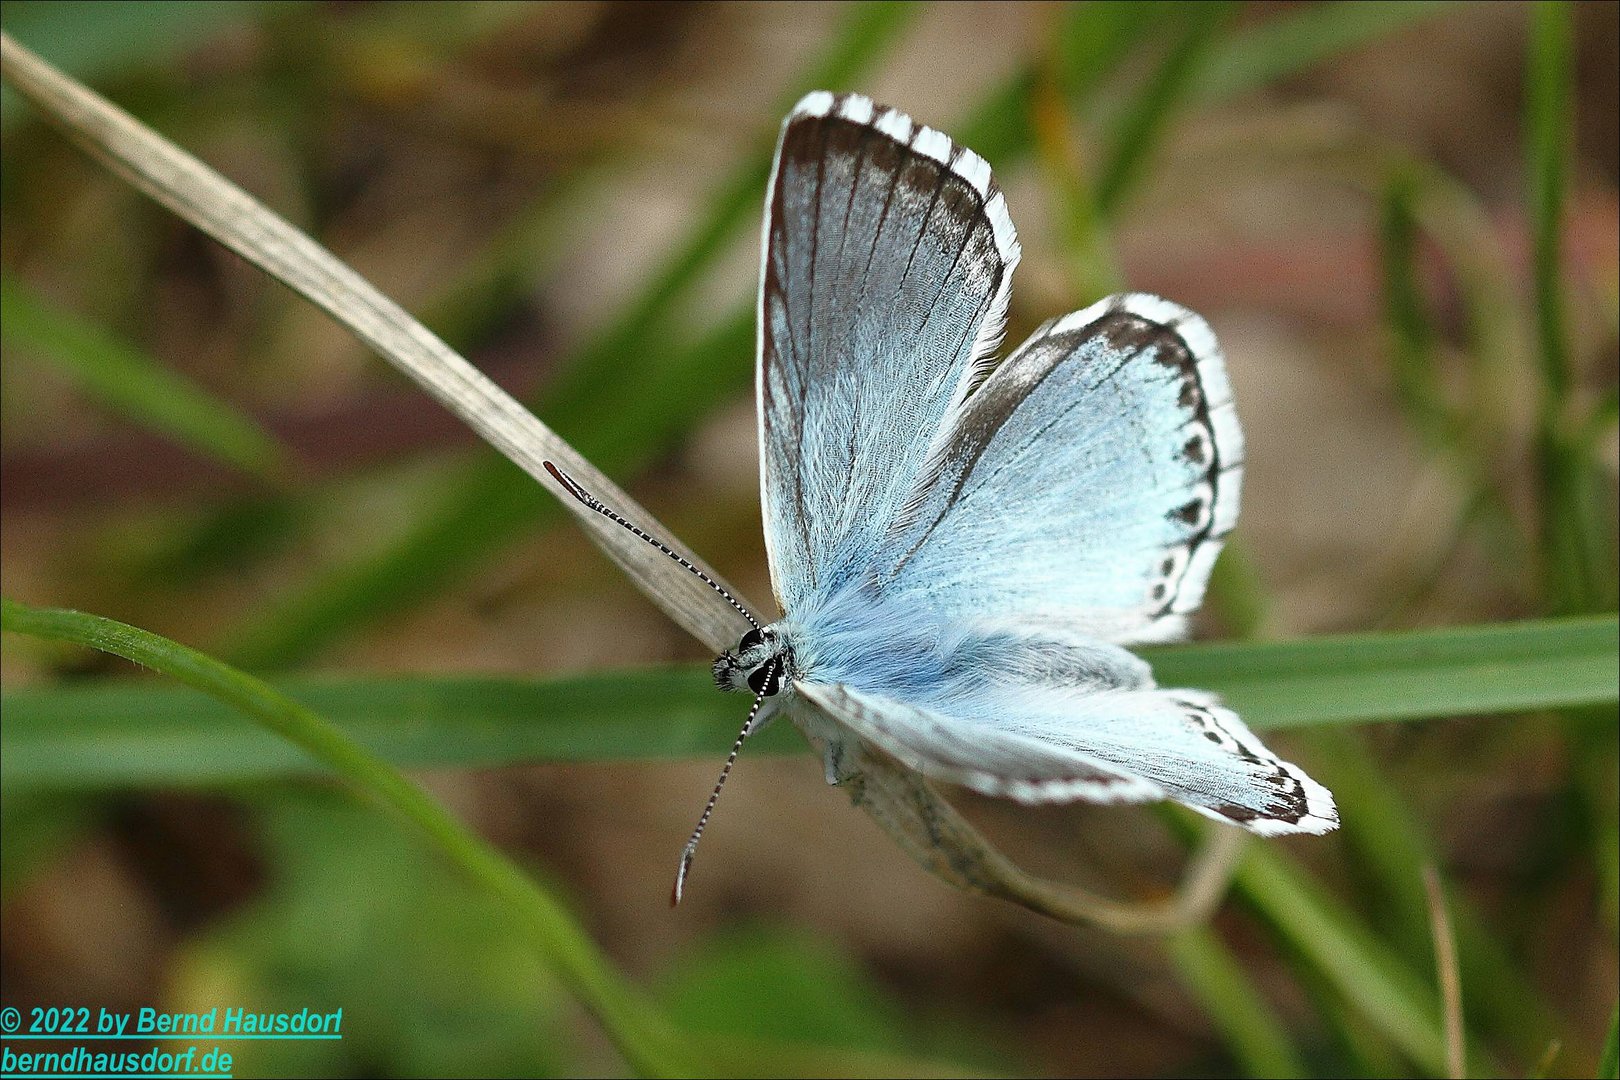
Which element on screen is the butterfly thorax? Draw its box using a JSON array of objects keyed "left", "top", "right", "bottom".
[{"left": 712, "top": 624, "right": 793, "bottom": 696}]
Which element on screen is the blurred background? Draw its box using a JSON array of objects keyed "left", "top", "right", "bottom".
[{"left": 1, "top": 2, "right": 1616, "bottom": 1077}]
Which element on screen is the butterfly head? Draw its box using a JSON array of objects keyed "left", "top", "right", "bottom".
[{"left": 713, "top": 624, "right": 791, "bottom": 695}]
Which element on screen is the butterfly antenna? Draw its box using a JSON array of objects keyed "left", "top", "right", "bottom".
[
  {"left": 542, "top": 460, "right": 760, "bottom": 631},
  {"left": 671, "top": 659, "right": 776, "bottom": 906}
]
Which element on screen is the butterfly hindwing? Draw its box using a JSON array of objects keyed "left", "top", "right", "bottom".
[
  {"left": 799, "top": 676, "right": 1337, "bottom": 835},
  {"left": 798, "top": 679, "right": 1163, "bottom": 805},
  {"left": 880, "top": 294, "right": 1242, "bottom": 645},
  {"left": 758, "top": 91, "right": 1019, "bottom": 613}
]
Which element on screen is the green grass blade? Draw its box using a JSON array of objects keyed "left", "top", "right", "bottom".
[
  {"left": 1526, "top": 0, "right": 1580, "bottom": 612},
  {"left": 0, "top": 1, "right": 273, "bottom": 123},
  {"left": 0, "top": 663, "right": 770, "bottom": 791},
  {"left": 1372, "top": 166, "right": 1535, "bottom": 594},
  {"left": 1050, "top": 2, "right": 1170, "bottom": 103},
  {"left": 0, "top": 597, "right": 693, "bottom": 1076},
  {"left": 1029, "top": 2, "right": 1189, "bottom": 301},
  {"left": 0, "top": 276, "right": 291, "bottom": 483},
  {"left": 1093, "top": 1, "right": 1233, "bottom": 218},
  {"left": 0, "top": 0, "right": 260, "bottom": 82},
  {"left": 7, "top": 616, "right": 1613, "bottom": 792},
  {"left": 1526, "top": 0, "right": 1615, "bottom": 615},
  {"left": 1149, "top": 615, "right": 1618, "bottom": 726},
  {"left": 1306, "top": 728, "right": 1564, "bottom": 1062},
  {"left": 1234, "top": 846, "right": 1493, "bottom": 1076},
  {"left": 1193, "top": 537, "right": 1573, "bottom": 1074},
  {"left": 1169, "top": 752, "right": 1495, "bottom": 1076},
  {"left": 1378, "top": 174, "right": 1452, "bottom": 449},
  {"left": 1188, "top": 557, "right": 1573, "bottom": 1076},
  {"left": 1190, "top": 0, "right": 1461, "bottom": 104},
  {"left": 1165, "top": 926, "right": 1309, "bottom": 1077},
  {"left": 1526, "top": 0, "right": 1574, "bottom": 411}
]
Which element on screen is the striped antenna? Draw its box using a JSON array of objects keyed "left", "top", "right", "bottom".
[
  {"left": 672, "top": 659, "right": 777, "bottom": 906},
  {"left": 543, "top": 461, "right": 760, "bottom": 631}
]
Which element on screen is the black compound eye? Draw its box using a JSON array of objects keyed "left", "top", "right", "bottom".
[
  {"left": 739, "top": 628, "right": 765, "bottom": 652},
  {"left": 746, "top": 664, "right": 782, "bottom": 696}
]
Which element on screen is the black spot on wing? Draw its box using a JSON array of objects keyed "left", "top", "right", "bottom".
[
  {"left": 1093, "top": 310, "right": 1195, "bottom": 371},
  {"left": 1180, "top": 701, "right": 1313, "bottom": 826}
]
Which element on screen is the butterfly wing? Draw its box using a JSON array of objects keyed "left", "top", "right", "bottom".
[
  {"left": 758, "top": 98, "right": 1331, "bottom": 834},
  {"left": 798, "top": 677, "right": 1336, "bottom": 835},
  {"left": 799, "top": 680, "right": 1162, "bottom": 805},
  {"left": 879, "top": 293, "right": 1242, "bottom": 645},
  {"left": 757, "top": 91, "right": 1020, "bottom": 612}
]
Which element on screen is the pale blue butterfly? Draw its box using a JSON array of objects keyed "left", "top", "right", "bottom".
[{"left": 549, "top": 91, "right": 1337, "bottom": 902}]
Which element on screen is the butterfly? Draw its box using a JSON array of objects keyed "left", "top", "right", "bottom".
[{"left": 548, "top": 90, "right": 1337, "bottom": 902}]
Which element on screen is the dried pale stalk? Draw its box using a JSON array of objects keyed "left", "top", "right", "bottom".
[
  {"left": 1423, "top": 866, "right": 1467, "bottom": 1080},
  {"left": 1, "top": 33, "right": 1234, "bottom": 932},
  {"left": 0, "top": 32, "right": 742, "bottom": 655}
]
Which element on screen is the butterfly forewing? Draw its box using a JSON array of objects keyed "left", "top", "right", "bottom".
[{"left": 758, "top": 91, "right": 1019, "bottom": 611}]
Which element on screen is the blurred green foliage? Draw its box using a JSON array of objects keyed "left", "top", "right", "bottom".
[
  {"left": 0, "top": 1, "right": 273, "bottom": 122},
  {"left": 0, "top": 275, "right": 292, "bottom": 482},
  {"left": 171, "top": 790, "right": 574, "bottom": 1078},
  {"left": 2, "top": 1, "right": 1616, "bottom": 1078}
]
